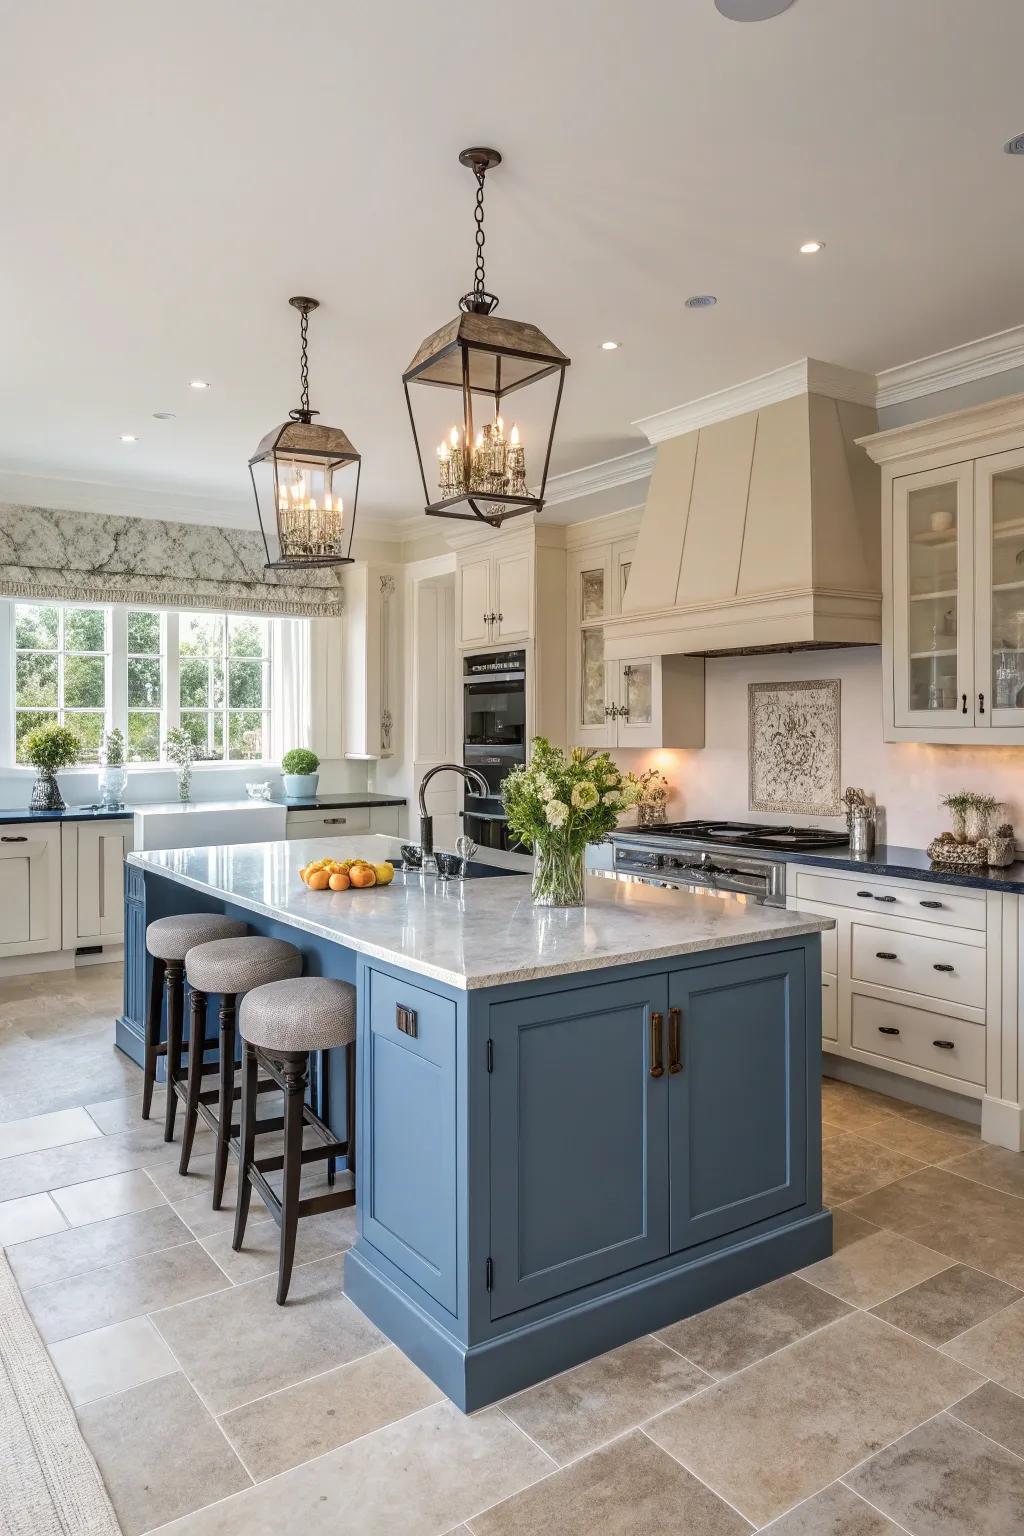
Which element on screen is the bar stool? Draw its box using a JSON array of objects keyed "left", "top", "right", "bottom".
[
  {"left": 143, "top": 914, "right": 248, "bottom": 1136},
  {"left": 233, "top": 977, "right": 356, "bottom": 1304},
  {"left": 179, "top": 936, "right": 303, "bottom": 1207}
]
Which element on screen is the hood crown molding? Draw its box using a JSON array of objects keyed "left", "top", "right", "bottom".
[
  {"left": 633, "top": 359, "right": 877, "bottom": 445},
  {"left": 858, "top": 390, "right": 1024, "bottom": 466}
]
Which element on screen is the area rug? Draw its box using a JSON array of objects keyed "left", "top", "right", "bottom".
[{"left": 0, "top": 1252, "right": 121, "bottom": 1535}]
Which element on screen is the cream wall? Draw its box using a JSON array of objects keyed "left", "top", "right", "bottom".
[{"left": 613, "top": 644, "right": 1024, "bottom": 849}]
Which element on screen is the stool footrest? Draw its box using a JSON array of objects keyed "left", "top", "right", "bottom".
[{"left": 251, "top": 1139, "right": 348, "bottom": 1177}]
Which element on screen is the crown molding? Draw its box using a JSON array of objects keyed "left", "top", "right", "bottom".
[
  {"left": 857, "top": 390, "right": 1024, "bottom": 466},
  {"left": 633, "top": 358, "right": 877, "bottom": 444},
  {"left": 875, "top": 324, "right": 1024, "bottom": 408},
  {"left": 540, "top": 445, "right": 655, "bottom": 506}
]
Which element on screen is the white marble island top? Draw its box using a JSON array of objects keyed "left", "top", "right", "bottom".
[{"left": 128, "top": 834, "right": 834, "bottom": 991}]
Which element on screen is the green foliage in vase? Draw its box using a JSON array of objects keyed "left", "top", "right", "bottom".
[
  {"left": 502, "top": 737, "right": 637, "bottom": 852},
  {"left": 24, "top": 722, "right": 81, "bottom": 773},
  {"left": 165, "top": 727, "right": 196, "bottom": 771},
  {"left": 101, "top": 727, "right": 126, "bottom": 767},
  {"left": 281, "top": 747, "right": 320, "bottom": 775}
]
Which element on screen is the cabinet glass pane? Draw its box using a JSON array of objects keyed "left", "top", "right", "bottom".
[
  {"left": 580, "top": 568, "right": 605, "bottom": 620},
  {"left": 581, "top": 628, "right": 605, "bottom": 725},
  {"left": 620, "top": 561, "right": 631, "bottom": 601},
  {"left": 989, "top": 467, "right": 1024, "bottom": 711},
  {"left": 906, "top": 483, "right": 959, "bottom": 711},
  {"left": 623, "top": 662, "right": 653, "bottom": 725}
]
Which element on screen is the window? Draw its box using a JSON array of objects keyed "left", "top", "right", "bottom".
[
  {"left": 178, "top": 613, "right": 271, "bottom": 761},
  {"left": 14, "top": 604, "right": 109, "bottom": 762},
  {"left": 126, "top": 609, "right": 165, "bottom": 762}
]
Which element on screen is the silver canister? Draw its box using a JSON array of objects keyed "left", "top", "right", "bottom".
[{"left": 849, "top": 805, "right": 875, "bottom": 856}]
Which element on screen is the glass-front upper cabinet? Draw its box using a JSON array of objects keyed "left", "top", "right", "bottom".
[
  {"left": 975, "top": 447, "right": 1024, "bottom": 729},
  {"left": 891, "top": 464, "right": 975, "bottom": 729},
  {"left": 572, "top": 552, "right": 612, "bottom": 744}
]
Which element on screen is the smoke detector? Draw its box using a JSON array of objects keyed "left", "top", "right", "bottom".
[{"left": 685, "top": 294, "right": 718, "bottom": 309}]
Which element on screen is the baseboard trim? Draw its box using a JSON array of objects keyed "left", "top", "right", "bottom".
[
  {"left": 982, "top": 1096, "right": 1024, "bottom": 1152},
  {"left": 0, "top": 948, "right": 122, "bottom": 979},
  {"left": 823, "top": 1052, "right": 981, "bottom": 1127}
]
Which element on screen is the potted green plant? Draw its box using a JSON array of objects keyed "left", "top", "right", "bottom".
[
  {"left": 940, "top": 791, "right": 974, "bottom": 844},
  {"left": 99, "top": 727, "right": 127, "bottom": 810},
  {"left": 281, "top": 747, "right": 320, "bottom": 799},
  {"left": 502, "top": 737, "right": 637, "bottom": 907},
  {"left": 165, "top": 727, "right": 196, "bottom": 803},
  {"left": 24, "top": 723, "right": 81, "bottom": 811}
]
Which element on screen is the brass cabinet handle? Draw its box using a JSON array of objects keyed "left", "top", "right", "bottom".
[
  {"left": 668, "top": 1006, "right": 682, "bottom": 1073},
  {"left": 649, "top": 1011, "right": 664, "bottom": 1078}
]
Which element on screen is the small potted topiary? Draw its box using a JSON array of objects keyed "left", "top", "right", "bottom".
[
  {"left": 99, "top": 727, "right": 127, "bottom": 810},
  {"left": 25, "top": 722, "right": 81, "bottom": 811},
  {"left": 281, "top": 747, "right": 320, "bottom": 799}
]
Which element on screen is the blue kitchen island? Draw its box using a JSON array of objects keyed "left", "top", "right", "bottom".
[{"left": 123, "top": 835, "right": 834, "bottom": 1411}]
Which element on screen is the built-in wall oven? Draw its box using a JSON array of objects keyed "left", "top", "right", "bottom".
[{"left": 462, "top": 649, "right": 526, "bottom": 850}]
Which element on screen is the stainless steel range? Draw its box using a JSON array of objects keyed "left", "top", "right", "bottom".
[{"left": 609, "top": 820, "right": 850, "bottom": 907}]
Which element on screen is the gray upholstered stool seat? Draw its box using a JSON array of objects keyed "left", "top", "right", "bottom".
[
  {"left": 185, "top": 935, "right": 302, "bottom": 994},
  {"left": 239, "top": 977, "right": 356, "bottom": 1053},
  {"left": 146, "top": 912, "right": 247, "bottom": 962}
]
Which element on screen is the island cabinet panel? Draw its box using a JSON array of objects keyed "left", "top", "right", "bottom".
[
  {"left": 361, "top": 969, "right": 458, "bottom": 1314},
  {"left": 487, "top": 975, "right": 670, "bottom": 1319},
  {"left": 668, "top": 950, "right": 807, "bottom": 1252}
]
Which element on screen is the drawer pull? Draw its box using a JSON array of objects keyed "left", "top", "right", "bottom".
[
  {"left": 876, "top": 951, "right": 898, "bottom": 960},
  {"left": 322, "top": 816, "right": 348, "bottom": 825},
  {"left": 933, "top": 963, "right": 955, "bottom": 973},
  {"left": 649, "top": 1011, "right": 664, "bottom": 1078},
  {"left": 933, "top": 1039, "right": 955, "bottom": 1050},
  {"left": 920, "top": 899, "right": 943, "bottom": 909},
  {"left": 395, "top": 1004, "right": 418, "bottom": 1037},
  {"left": 856, "top": 890, "right": 872, "bottom": 897},
  {"left": 0, "top": 835, "right": 28, "bottom": 842},
  {"left": 875, "top": 894, "right": 897, "bottom": 903},
  {"left": 878, "top": 1025, "right": 901, "bottom": 1036}
]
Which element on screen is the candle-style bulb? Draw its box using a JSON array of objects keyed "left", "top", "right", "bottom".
[
  {"left": 495, "top": 414, "right": 503, "bottom": 435},
  {"left": 449, "top": 426, "right": 459, "bottom": 448},
  {"left": 510, "top": 423, "right": 520, "bottom": 445},
  {"left": 475, "top": 430, "right": 483, "bottom": 448}
]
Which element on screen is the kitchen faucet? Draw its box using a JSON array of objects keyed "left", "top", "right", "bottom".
[{"left": 418, "top": 763, "right": 489, "bottom": 860}]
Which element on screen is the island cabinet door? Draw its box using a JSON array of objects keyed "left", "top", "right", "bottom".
[
  {"left": 668, "top": 950, "right": 807, "bottom": 1254},
  {"left": 488, "top": 975, "right": 669, "bottom": 1320}
]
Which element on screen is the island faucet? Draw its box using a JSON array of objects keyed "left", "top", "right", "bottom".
[{"left": 418, "top": 763, "right": 490, "bottom": 861}]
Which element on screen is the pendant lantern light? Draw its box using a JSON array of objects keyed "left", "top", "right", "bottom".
[
  {"left": 402, "top": 148, "right": 570, "bottom": 528},
  {"left": 249, "top": 297, "right": 360, "bottom": 570}
]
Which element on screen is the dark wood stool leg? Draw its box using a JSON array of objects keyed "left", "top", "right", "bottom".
[
  {"left": 212, "top": 995, "right": 237, "bottom": 1210},
  {"left": 320, "top": 1050, "right": 335, "bottom": 1187},
  {"left": 278, "top": 1050, "right": 307, "bottom": 1305},
  {"left": 232, "top": 1042, "right": 259, "bottom": 1252},
  {"left": 178, "top": 988, "right": 208, "bottom": 1174},
  {"left": 142, "top": 955, "right": 166, "bottom": 1120},
  {"left": 162, "top": 961, "right": 184, "bottom": 1141},
  {"left": 346, "top": 1041, "right": 356, "bottom": 1178}
]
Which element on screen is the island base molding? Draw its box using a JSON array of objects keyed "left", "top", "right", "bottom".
[{"left": 345, "top": 1210, "right": 833, "bottom": 1413}]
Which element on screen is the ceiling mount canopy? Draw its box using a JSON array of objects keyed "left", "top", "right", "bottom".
[
  {"left": 249, "top": 296, "right": 360, "bottom": 571},
  {"left": 402, "top": 147, "right": 570, "bottom": 529}
]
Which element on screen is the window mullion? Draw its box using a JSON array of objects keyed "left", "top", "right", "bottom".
[
  {"left": 165, "top": 611, "right": 180, "bottom": 745},
  {"left": 57, "top": 610, "right": 65, "bottom": 727},
  {"left": 110, "top": 607, "right": 127, "bottom": 741}
]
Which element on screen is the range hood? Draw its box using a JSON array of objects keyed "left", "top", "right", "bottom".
[{"left": 603, "top": 362, "right": 881, "bottom": 659}]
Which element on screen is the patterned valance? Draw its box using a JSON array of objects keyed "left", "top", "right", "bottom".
[{"left": 0, "top": 503, "right": 344, "bottom": 618}]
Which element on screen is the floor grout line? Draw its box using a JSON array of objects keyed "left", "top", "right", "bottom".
[{"left": 638, "top": 1423, "right": 758, "bottom": 1528}]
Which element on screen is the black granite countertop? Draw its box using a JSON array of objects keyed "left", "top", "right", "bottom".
[
  {"left": 780, "top": 841, "right": 1024, "bottom": 894},
  {"left": 273, "top": 794, "right": 407, "bottom": 810},
  {"left": 0, "top": 805, "right": 134, "bottom": 825},
  {"left": 0, "top": 793, "right": 407, "bottom": 827}
]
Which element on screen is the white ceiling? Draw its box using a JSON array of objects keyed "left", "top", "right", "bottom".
[{"left": 2, "top": 0, "right": 1024, "bottom": 530}]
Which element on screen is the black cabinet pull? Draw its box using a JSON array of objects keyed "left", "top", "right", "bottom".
[
  {"left": 668, "top": 1007, "right": 682, "bottom": 1074},
  {"left": 933, "top": 1039, "right": 955, "bottom": 1050},
  {"left": 962, "top": 693, "right": 968, "bottom": 715},
  {"left": 933, "top": 962, "right": 955, "bottom": 972},
  {"left": 856, "top": 889, "right": 872, "bottom": 897},
  {"left": 876, "top": 951, "right": 898, "bottom": 960},
  {"left": 878, "top": 1025, "right": 900, "bottom": 1036},
  {"left": 649, "top": 1011, "right": 664, "bottom": 1078},
  {"left": 920, "top": 899, "right": 943, "bottom": 909},
  {"left": 875, "top": 894, "right": 897, "bottom": 903},
  {"left": 979, "top": 692, "right": 985, "bottom": 715},
  {"left": 0, "top": 835, "right": 28, "bottom": 842}
]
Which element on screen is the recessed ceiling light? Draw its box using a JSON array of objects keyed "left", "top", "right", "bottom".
[
  {"left": 152, "top": 411, "right": 175, "bottom": 420},
  {"left": 715, "top": 0, "right": 796, "bottom": 20},
  {"left": 799, "top": 240, "right": 825, "bottom": 254},
  {"left": 120, "top": 434, "right": 138, "bottom": 443},
  {"left": 1005, "top": 133, "right": 1024, "bottom": 155},
  {"left": 189, "top": 379, "right": 210, "bottom": 390},
  {"left": 685, "top": 294, "right": 717, "bottom": 309},
  {"left": 601, "top": 340, "right": 620, "bottom": 351}
]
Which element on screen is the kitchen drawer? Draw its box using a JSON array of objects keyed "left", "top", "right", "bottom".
[
  {"left": 795, "top": 870, "right": 986, "bottom": 931},
  {"left": 851, "top": 992, "right": 985, "bottom": 1088},
  {"left": 851, "top": 922, "right": 985, "bottom": 1009},
  {"left": 821, "top": 973, "right": 838, "bottom": 1042},
  {"left": 286, "top": 808, "right": 371, "bottom": 839}
]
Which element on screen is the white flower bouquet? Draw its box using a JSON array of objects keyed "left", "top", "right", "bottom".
[{"left": 502, "top": 737, "right": 636, "bottom": 906}]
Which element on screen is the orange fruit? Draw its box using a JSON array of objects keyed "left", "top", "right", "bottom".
[
  {"left": 349, "top": 864, "right": 376, "bottom": 888},
  {"left": 307, "top": 870, "right": 330, "bottom": 891},
  {"left": 328, "top": 871, "right": 351, "bottom": 891}
]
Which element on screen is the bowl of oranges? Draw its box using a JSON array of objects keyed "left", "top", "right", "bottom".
[{"left": 298, "top": 857, "right": 395, "bottom": 893}]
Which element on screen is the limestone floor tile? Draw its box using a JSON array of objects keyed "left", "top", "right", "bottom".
[
  {"left": 799, "top": 1229, "right": 951, "bottom": 1309},
  {"left": 841, "top": 1112, "right": 968, "bottom": 1165},
  {"left": 821, "top": 1079, "right": 900, "bottom": 1116},
  {"left": 821, "top": 1099, "right": 907, "bottom": 1136},
  {"left": 940, "top": 1143, "right": 1024, "bottom": 1201},
  {"left": 468, "top": 1429, "right": 751, "bottom": 1536},
  {"left": 49, "top": 1315, "right": 178, "bottom": 1405},
  {"left": 146, "top": 1148, "right": 238, "bottom": 1203},
  {"left": 152, "top": 1253, "right": 386, "bottom": 1414},
  {"left": 25, "top": 1239, "right": 229, "bottom": 1343},
  {"left": 761, "top": 1480, "right": 904, "bottom": 1534},
  {"left": 821, "top": 1124, "right": 844, "bottom": 1144},
  {"left": 949, "top": 1382, "right": 1024, "bottom": 1459},
  {"left": 173, "top": 1182, "right": 272, "bottom": 1239},
  {"left": 644, "top": 1311, "right": 981, "bottom": 1527},
  {"left": 85, "top": 1090, "right": 165, "bottom": 1135},
  {"left": 0, "top": 1104, "right": 102, "bottom": 1160},
  {"left": 6, "top": 1202, "right": 192, "bottom": 1289},
  {"left": 871, "top": 1264, "right": 1022, "bottom": 1346},
  {"left": 219, "top": 1346, "right": 443, "bottom": 1480},
  {"left": 847, "top": 1167, "right": 1024, "bottom": 1287},
  {"left": 831, "top": 1208, "right": 881, "bottom": 1251},
  {"left": 823, "top": 1135, "right": 925, "bottom": 1206},
  {"left": 0, "top": 1191, "right": 65, "bottom": 1245},
  {"left": 942, "top": 1296, "right": 1024, "bottom": 1394},
  {"left": 896, "top": 1102, "right": 981, "bottom": 1144},
  {"left": 845, "top": 1412, "right": 1024, "bottom": 1536},
  {"left": 501, "top": 1334, "right": 710, "bottom": 1465},
  {"left": 0, "top": 1132, "right": 145, "bottom": 1202},
  {"left": 655, "top": 1274, "right": 850, "bottom": 1379},
  {"left": 77, "top": 1372, "right": 251, "bottom": 1536},
  {"left": 199, "top": 1205, "right": 357, "bottom": 1284},
  {"left": 154, "top": 1399, "right": 553, "bottom": 1536},
  {"left": 51, "top": 1167, "right": 165, "bottom": 1226}
]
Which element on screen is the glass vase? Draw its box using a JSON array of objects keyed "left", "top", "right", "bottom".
[
  {"left": 29, "top": 768, "right": 66, "bottom": 811},
  {"left": 531, "top": 839, "right": 586, "bottom": 908},
  {"left": 98, "top": 764, "right": 127, "bottom": 810},
  {"left": 176, "top": 765, "right": 192, "bottom": 803}
]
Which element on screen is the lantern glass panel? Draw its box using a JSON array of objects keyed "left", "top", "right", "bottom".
[{"left": 251, "top": 449, "right": 357, "bottom": 568}]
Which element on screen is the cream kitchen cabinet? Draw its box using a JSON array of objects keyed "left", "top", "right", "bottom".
[
  {"left": 862, "top": 393, "right": 1024, "bottom": 744},
  {"left": 0, "top": 823, "right": 62, "bottom": 958},
  {"left": 62, "top": 819, "right": 133, "bottom": 948},
  {"left": 457, "top": 542, "right": 532, "bottom": 646},
  {"left": 342, "top": 564, "right": 399, "bottom": 759}
]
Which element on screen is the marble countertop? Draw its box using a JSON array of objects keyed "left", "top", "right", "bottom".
[{"left": 128, "top": 834, "right": 833, "bottom": 991}]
